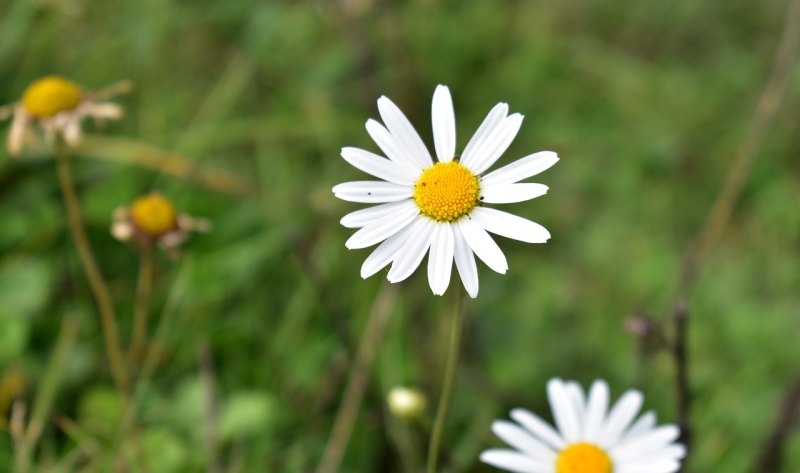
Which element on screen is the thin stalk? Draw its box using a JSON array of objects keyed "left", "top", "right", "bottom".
[
  {"left": 129, "top": 243, "right": 155, "bottom": 370},
  {"left": 13, "top": 316, "right": 79, "bottom": 473},
  {"left": 55, "top": 140, "right": 129, "bottom": 396},
  {"left": 751, "top": 371, "right": 800, "bottom": 472},
  {"left": 427, "top": 288, "right": 465, "bottom": 473},
  {"left": 666, "top": 0, "right": 800, "bottom": 467},
  {"left": 315, "top": 283, "right": 398, "bottom": 473}
]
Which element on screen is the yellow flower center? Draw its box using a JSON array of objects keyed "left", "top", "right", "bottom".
[
  {"left": 130, "top": 194, "right": 178, "bottom": 237},
  {"left": 413, "top": 161, "right": 479, "bottom": 222},
  {"left": 21, "top": 76, "right": 83, "bottom": 118},
  {"left": 556, "top": 443, "right": 613, "bottom": 473}
]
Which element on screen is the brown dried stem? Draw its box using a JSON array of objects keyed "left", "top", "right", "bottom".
[
  {"left": 751, "top": 372, "right": 800, "bottom": 472},
  {"left": 668, "top": 0, "right": 800, "bottom": 467}
]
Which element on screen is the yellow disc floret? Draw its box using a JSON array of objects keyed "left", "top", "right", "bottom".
[
  {"left": 556, "top": 443, "right": 613, "bottom": 473},
  {"left": 21, "top": 76, "right": 83, "bottom": 118},
  {"left": 413, "top": 161, "right": 479, "bottom": 222},
  {"left": 130, "top": 193, "right": 178, "bottom": 237}
]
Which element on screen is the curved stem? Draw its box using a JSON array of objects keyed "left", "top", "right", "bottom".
[
  {"left": 427, "top": 288, "right": 465, "bottom": 473},
  {"left": 315, "top": 283, "right": 397, "bottom": 473},
  {"left": 55, "top": 141, "right": 129, "bottom": 397},
  {"left": 129, "top": 243, "right": 155, "bottom": 371}
]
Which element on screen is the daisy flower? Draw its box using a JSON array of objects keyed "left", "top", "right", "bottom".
[
  {"left": 481, "top": 378, "right": 686, "bottom": 473},
  {"left": 333, "top": 85, "right": 558, "bottom": 298},
  {"left": 111, "top": 192, "right": 210, "bottom": 255},
  {"left": 0, "top": 76, "right": 129, "bottom": 156}
]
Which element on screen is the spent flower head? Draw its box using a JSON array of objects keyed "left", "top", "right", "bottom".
[
  {"left": 0, "top": 75, "right": 129, "bottom": 156},
  {"left": 111, "top": 192, "right": 210, "bottom": 255},
  {"left": 481, "top": 378, "right": 686, "bottom": 473},
  {"left": 333, "top": 85, "right": 558, "bottom": 298}
]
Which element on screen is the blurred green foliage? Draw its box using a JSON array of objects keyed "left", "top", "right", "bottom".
[{"left": 1, "top": 0, "right": 799, "bottom": 471}]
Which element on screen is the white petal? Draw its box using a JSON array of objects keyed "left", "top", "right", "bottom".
[
  {"left": 611, "top": 425, "right": 681, "bottom": 461},
  {"left": 387, "top": 217, "right": 435, "bottom": 283},
  {"left": 510, "top": 408, "right": 565, "bottom": 450},
  {"left": 617, "top": 444, "right": 687, "bottom": 465},
  {"left": 583, "top": 380, "right": 610, "bottom": 443},
  {"left": 8, "top": 108, "right": 28, "bottom": 156},
  {"left": 547, "top": 379, "right": 581, "bottom": 443},
  {"left": 377, "top": 96, "right": 432, "bottom": 169},
  {"left": 616, "top": 461, "right": 681, "bottom": 473},
  {"left": 479, "top": 183, "right": 548, "bottom": 204},
  {"left": 427, "top": 223, "right": 454, "bottom": 296},
  {"left": 456, "top": 216, "right": 508, "bottom": 274},
  {"left": 332, "top": 181, "right": 413, "bottom": 203},
  {"left": 360, "top": 220, "right": 420, "bottom": 278},
  {"left": 345, "top": 204, "right": 418, "bottom": 249},
  {"left": 621, "top": 410, "right": 657, "bottom": 442},
  {"left": 465, "top": 113, "right": 524, "bottom": 175},
  {"left": 341, "top": 147, "right": 419, "bottom": 184},
  {"left": 492, "top": 421, "right": 557, "bottom": 461},
  {"left": 452, "top": 228, "right": 479, "bottom": 298},
  {"left": 431, "top": 85, "right": 456, "bottom": 163},
  {"left": 340, "top": 200, "right": 417, "bottom": 228},
  {"left": 481, "top": 151, "right": 559, "bottom": 187},
  {"left": 366, "top": 119, "right": 423, "bottom": 171},
  {"left": 598, "top": 390, "right": 643, "bottom": 447},
  {"left": 470, "top": 207, "right": 551, "bottom": 243},
  {"left": 564, "top": 381, "right": 586, "bottom": 436},
  {"left": 84, "top": 102, "right": 123, "bottom": 119},
  {"left": 480, "top": 449, "right": 553, "bottom": 473},
  {"left": 63, "top": 117, "right": 82, "bottom": 145},
  {"left": 461, "top": 102, "right": 508, "bottom": 169}
]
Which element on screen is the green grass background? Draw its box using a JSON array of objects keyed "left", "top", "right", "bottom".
[{"left": 1, "top": 0, "right": 799, "bottom": 471}]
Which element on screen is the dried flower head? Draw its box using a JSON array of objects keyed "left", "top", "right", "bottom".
[
  {"left": 0, "top": 75, "right": 130, "bottom": 156},
  {"left": 111, "top": 192, "right": 210, "bottom": 254}
]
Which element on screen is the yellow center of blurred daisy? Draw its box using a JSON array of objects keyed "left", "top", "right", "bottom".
[
  {"left": 556, "top": 443, "right": 612, "bottom": 473},
  {"left": 21, "top": 76, "right": 83, "bottom": 118},
  {"left": 130, "top": 194, "right": 178, "bottom": 237},
  {"left": 413, "top": 162, "right": 479, "bottom": 222}
]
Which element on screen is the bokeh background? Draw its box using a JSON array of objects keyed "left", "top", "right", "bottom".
[{"left": 1, "top": 0, "right": 799, "bottom": 471}]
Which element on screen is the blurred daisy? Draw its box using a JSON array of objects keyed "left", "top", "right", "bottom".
[
  {"left": 111, "top": 192, "right": 210, "bottom": 254},
  {"left": 481, "top": 378, "right": 686, "bottom": 473},
  {"left": 333, "top": 85, "right": 558, "bottom": 298},
  {"left": 0, "top": 75, "right": 129, "bottom": 156}
]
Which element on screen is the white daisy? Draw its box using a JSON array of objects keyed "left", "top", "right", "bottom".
[
  {"left": 333, "top": 85, "right": 558, "bottom": 298},
  {"left": 481, "top": 378, "right": 686, "bottom": 473}
]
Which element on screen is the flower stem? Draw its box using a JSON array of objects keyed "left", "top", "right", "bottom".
[
  {"left": 13, "top": 316, "right": 79, "bottom": 473},
  {"left": 55, "top": 140, "right": 129, "bottom": 397},
  {"left": 427, "top": 287, "right": 465, "bottom": 473},
  {"left": 129, "top": 242, "right": 155, "bottom": 371},
  {"left": 315, "top": 283, "right": 398, "bottom": 473}
]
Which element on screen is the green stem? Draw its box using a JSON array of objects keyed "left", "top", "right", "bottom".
[
  {"left": 13, "top": 316, "right": 79, "bottom": 473},
  {"left": 427, "top": 288, "right": 465, "bottom": 473},
  {"left": 129, "top": 243, "right": 155, "bottom": 371},
  {"left": 55, "top": 139, "right": 129, "bottom": 396},
  {"left": 315, "top": 283, "right": 398, "bottom": 473}
]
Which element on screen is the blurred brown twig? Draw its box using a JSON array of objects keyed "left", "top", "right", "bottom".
[
  {"left": 751, "top": 371, "right": 800, "bottom": 473},
  {"left": 666, "top": 0, "right": 800, "bottom": 468},
  {"left": 72, "top": 135, "right": 258, "bottom": 197}
]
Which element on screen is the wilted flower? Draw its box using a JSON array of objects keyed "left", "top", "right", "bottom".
[
  {"left": 111, "top": 192, "right": 209, "bottom": 254},
  {"left": 333, "top": 85, "right": 558, "bottom": 298},
  {"left": 481, "top": 378, "right": 686, "bottom": 473},
  {"left": 0, "top": 75, "right": 128, "bottom": 156}
]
